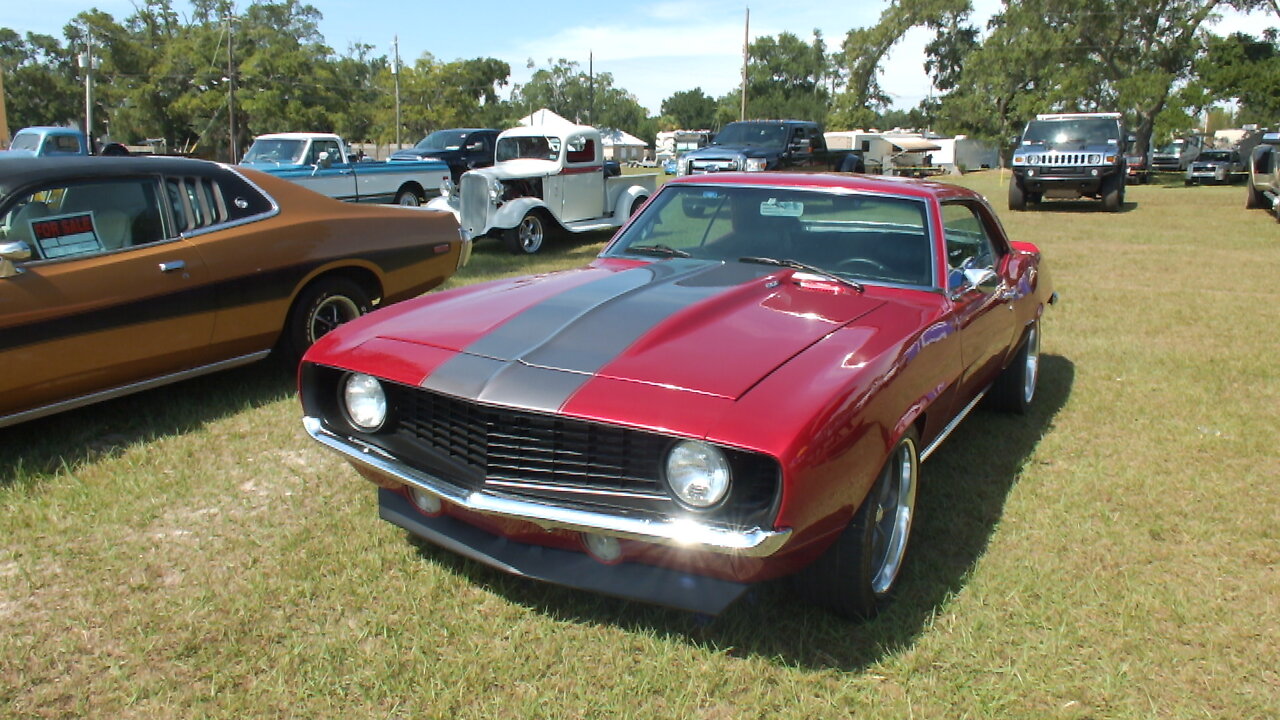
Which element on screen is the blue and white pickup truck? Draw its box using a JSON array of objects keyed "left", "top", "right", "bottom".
[{"left": 240, "top": 132, "right": 450, "bottom": 206}]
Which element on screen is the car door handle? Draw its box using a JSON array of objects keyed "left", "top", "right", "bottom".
[{"left": 159, "top": 260, "right": 186, "bottom": 273}]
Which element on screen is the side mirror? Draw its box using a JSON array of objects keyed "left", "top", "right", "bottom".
[
  {"left": 0, "top": 240, "right": 33, "bottom": 278},
  {"left": 963, "top": 267, "right": 1000, "bottom": 294}
]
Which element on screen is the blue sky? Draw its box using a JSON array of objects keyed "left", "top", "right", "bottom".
[{"left": 11, "top": 1, "right": 1278, "bottom": 115}]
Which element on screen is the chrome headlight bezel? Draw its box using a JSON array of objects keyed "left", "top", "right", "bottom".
[
  {"left": 744, "top": 157, "right": 767, "bottom": 172},
  {"left": 341, "top": 372, "right": 387, "bottom": 432},
  {"left": 487, "top": 177, "right": 504, "bottom": 205},
  {"left": 664, "top": 440, "right": 732, "bottom": 510}
]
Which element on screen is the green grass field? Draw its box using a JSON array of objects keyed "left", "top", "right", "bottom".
[{"left": 3, "top": 173, "right": 1278, "bottom": 719}]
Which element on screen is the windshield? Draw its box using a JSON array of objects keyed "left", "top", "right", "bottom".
[
  {"left": 712, "top": 123, "right": 789, "bottom": 148},
  {"left": 496, "top": 135, "right": 562, "bottom": 162},
  {"left": 1198, "top": 151, "right": 1231, "bottom": 162},
  {"left": 1156, "top": 142, "right": 1184, "bottom": 154},
  {"left": 414, "top": 130, "right": 469, "bottom": 151},
  {"left": 607, "top": 185, "right": 933, "bottom": 287},
  {"left": 1023, "top": 118, "right": 1120, "bottom": 147},
  {"left": 9, "top": 133, "right": 40, "bottom": 151},
  {"left": 241, "top": 138, "right": 307, "bottom": 164}
]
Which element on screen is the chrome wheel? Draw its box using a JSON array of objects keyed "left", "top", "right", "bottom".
[
  {"left": 307, "top": 294, "right": 361, "bottom": 344},
  {"left": 514, "top": 214, "right": 544, "bottom": 253},
  {"left": 1023, "top": 323, "right": 1040, "bottom": 404},
  {"left": 869, "top": 436, "right": 918, "bottom": 596},
  {"left": 396, "top": 190, "right": 421, "bottom": 206}
]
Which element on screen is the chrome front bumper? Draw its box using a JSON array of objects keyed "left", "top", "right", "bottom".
[{"left": 303, "top": 416, "right": 792, "bottom": 557}]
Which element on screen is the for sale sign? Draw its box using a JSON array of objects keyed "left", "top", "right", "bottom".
[{"left": 31, "top": 212, "right": 103, "bottom": 259}]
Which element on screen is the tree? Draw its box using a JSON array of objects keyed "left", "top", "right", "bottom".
[
  {"left": 830, "top": 0, "right": 971, "bottom": 129},
  {"left": 936, "top": 0, "right": 1271, "bottom": 157},
  {"left": 0, "top": 29, "right": 79, "bottom": 131},
  {"left": 1194, "top": 31, "right": 1280, "bottom": 126},
  {"left": 742, "top": 31, "right": 831, "bottom": 123},
  {"left": 512, "top": 58, "right": 649, "bottom": 135},
  {"left": 661, "top": 88, "right": 716, "bottom": 130}
]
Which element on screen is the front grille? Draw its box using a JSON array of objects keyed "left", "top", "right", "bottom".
[
  {"left": 347, "top": 379, "right": 781, "bottom": 527},
  {"left": 460, "top": 174, "right": 489, "bottom": 236},
  {"left": 1023, "top": 152, "right": 1104, "bottom": 166},
  {"left": 389, "top": 384, "right": 667, "bottom": 498},
  {"left": 688, "top": 158, "right": 739, "bottom": 173}
]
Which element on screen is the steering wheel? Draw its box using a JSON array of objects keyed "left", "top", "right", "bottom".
[{"left": 835, "top": 257, "right": 893, "bottom": 276}]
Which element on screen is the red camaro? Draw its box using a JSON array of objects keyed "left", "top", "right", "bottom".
[{"left": 300, "top": 173, "right": 1056, "bottom": 618}]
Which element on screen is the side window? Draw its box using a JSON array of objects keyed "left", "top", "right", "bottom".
[
  {"left": 166, "top": 176, "right": 233, "bottom": 233},
  {"left": 940, "top": 202, "right": 1000, "bottom": 289},
  {"left": 566, "top": 137, "right": 595, "bottom": 164},
  {"left": 313, "top": 140, "right": 342, "bottom": 164},
  {"left": 2, "top": 178, "right": 167, "bottom": 260}
]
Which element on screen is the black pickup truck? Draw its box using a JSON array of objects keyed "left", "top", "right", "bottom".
[
  {"left": 676, "top": 120, "right": 863, "bottom": 176},
  {"left": 390, "top": 128, "right": 499, "bottom": 183}
]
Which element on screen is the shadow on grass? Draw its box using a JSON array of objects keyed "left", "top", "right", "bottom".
[
  {"left": 0, "top": 359, "right": 296, "bottom": 486},
  {"left": 1023, "top": 200, "right": 1137, "bottom": 213},
  {"left": 406, "top": 354, "right": 1075, "bottom": 672}
]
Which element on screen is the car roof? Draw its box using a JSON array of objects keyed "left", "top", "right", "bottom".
[
  {"left": 665, "top": 172, "right": 980, "bottom": 203},
  {"left": 0, "top": 156, "right": 230, "bottom": 198}
]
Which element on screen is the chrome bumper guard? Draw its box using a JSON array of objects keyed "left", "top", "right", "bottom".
[{"left": 304, "top": 416, "right": 791, "bottom": 557}]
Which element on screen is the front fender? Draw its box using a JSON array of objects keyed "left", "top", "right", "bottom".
[
  {"left": 424, "top": 195, "right": 458, "bottom": 217},
  {"left": 492, "top": 197, "right": 556, "bottom": 232}
]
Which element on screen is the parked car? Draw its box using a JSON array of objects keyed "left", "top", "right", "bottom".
[
  {"left": 1125, "top": 152, "right": 1150, "bottom": 185},
  {"left": 300, "top": 172, "right": 1056, "bottom": 618},
  {"left": 677, "top": 120, "right": 863, "bottom": 175},
  {"left": 241, "top": 132, "right": 450, "bottom": 206},
  {"left": 1151, "top": 136, "right": 1204, "bottom": 173},
  {"left": 1185, "top": 149, "right": 1244, "bottom": 185},
  {"left": 1, "top": 126, "right": 130, "bottom": 157},
  {"left": 1009, "top": 112, "right": 1126, "bottom": 211},
  {"left": 0, "top": 155, "right": 468, "bottom": 428},
  {"left": 662, "top": 157, "right": 679, "bottom": 175},
  {"left": 426, "top": 124, "right": 655, "bottom": 254},
  {"left": 389, "top": 128, "right": 498, "bottom": 183},
  {"left": 1245, "top": 133, "right": 1279, "bottom": 219}
]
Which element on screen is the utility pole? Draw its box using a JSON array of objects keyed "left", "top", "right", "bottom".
[
  {"left": 227, "top": 12, "right": 238, "bottom": 163},
  {"left": 78, "top": 28, "right": 98, "bottom": 150},
  {"left": 392, "top": 35, "right": 401, "bottom": 148},
  {"left": 740, "top": 8, "right": 749, "bottom": 121},
  {"left": 588, "top": 50, "right": 594, "bottom": 126}
]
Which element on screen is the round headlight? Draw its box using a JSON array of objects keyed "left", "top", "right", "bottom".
[
  {"left": 342, "top": 373, "right": 387, "bottom": 431},
  {"left": 488, "top": 177, "right": 504, "bottom": 204},
  {"left": 665, "top": 440, "right": 731, "bottom": 508},
  {"left": 441, "top": 178, "right": 455, "bottom": 198}
]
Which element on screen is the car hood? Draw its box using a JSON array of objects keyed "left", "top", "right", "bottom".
[
  {"left": 463, "top": 159, "right": 562, "bottom": 181},
  {"left": 391, "top": 148, "right": 462, "bottom": 162},
  {"left": 316, "top": 259, "right": 892, "bottom": 409}
]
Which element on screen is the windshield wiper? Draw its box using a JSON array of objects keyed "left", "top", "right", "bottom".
[
  {"left": 739, "top": 256, "right": 864, "bottom": 292},
  {"left": 627, "top": 244, "right": 692, "bottom": 258}
]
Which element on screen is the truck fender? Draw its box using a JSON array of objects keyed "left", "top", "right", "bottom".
[
  {"left": 492, "top": 197, "right": 557, "bottom": 232},
  {"left": 611, "top": 186, "right": 652, "bottom": 224}
]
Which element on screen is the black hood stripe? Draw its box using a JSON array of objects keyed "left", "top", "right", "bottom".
[{"left": 422, "top": 259, "right": 764, "bottom": 413}]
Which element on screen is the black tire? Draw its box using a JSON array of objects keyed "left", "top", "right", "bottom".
[
  {"left": 503, "top": 211, "right": 548, "bottom": 254},
  {"left": 793, "top": 429, "right": 920, "bottom": 620},
  {"left": 395, "top": 188, "right": 423, "bottom": 206},
  {"left": 282, "top": 276, "right": 372, "bottom": 363},
  {"left": 990, "top": 321, "right": 1040, "bottom": 414},
  {"left": 1028, "top": 191, "right": 1043, "bottom": 205},
  {"left": 1102, "top": 175, "right": 1122, "bottom": 212},
  {"left": 1245, "top": 179, "right": 1265, "bottom": 209},
  {"left": 1008, "top": 179, "right": 1027, "bottom": 211}
]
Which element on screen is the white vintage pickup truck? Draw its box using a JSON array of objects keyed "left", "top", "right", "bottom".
[
  {"left": 427, "top": 124, "right": 656, "bottom": 253},
  {"left": 240, "top": 132, "right": 450, "bottom": 206}
]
